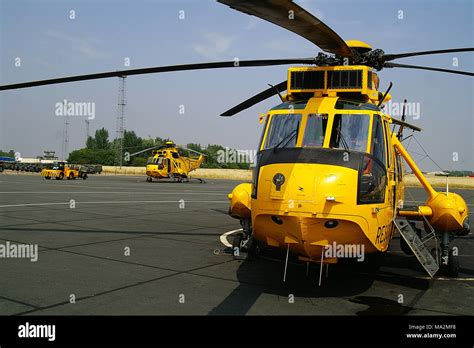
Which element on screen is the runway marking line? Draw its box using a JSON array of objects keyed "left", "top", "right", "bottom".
[
  {"left": 0, "top": 200, "right": 228, "bottom": 208},
  {"left": 0, "top": 191, "right": 227, "bottom": 195},
  {"left": 219, "top": 229, "right": 242, "bottom": 247}
]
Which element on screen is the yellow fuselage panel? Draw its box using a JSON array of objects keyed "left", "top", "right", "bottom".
[
  {"left": 146, "top": 164, "right": 169, "bottom": 178},
  {"left": 252, "top": 162, "right": 394, "bottom": 257}
]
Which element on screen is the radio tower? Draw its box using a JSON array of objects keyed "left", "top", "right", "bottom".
[
  {"left": 62, "top": 116, "right": 69, "bottom": 161},
  {"left": 85, "top": 119, "right": 90, "bottom": 140},
  {"left": 116, "top": 76, "right": 127, "bottom": 167}
]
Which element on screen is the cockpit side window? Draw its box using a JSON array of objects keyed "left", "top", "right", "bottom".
[
  {"left": 330, "top": 114, "right": 370, "bottom": 153},
  {"left": 370, "top": 114, "right": 387, "bottom": 167},
  {"left": 303, "top": 114, "right": 328, "bottom": 147},
  {"left": 257, "top": 115, "right": 269, "bottom": 151}
]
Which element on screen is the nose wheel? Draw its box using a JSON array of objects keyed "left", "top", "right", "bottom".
[
  {"left": 446, "top": 249, "right": 460, "bottom": 278},
  {"left": 232, "top": 233, "right": 244, "bottom": 257},
  {"left": 432, "top": 246, "right": 459, "bottom": 278},
  {"left": 232, "top": 218, "right": 258, "bottom": 259},
  {"left": 431, "top": 230, "right": 460, "bottom": 278}
]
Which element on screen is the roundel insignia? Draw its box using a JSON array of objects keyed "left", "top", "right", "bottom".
[{"left": 272, "top": 173, "right": 285, "bottom": 191}]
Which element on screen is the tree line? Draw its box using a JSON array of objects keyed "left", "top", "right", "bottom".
[{"left": 67, "top": 128, "right": 252, "bottom": 169}]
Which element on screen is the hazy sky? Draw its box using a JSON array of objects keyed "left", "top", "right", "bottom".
[{"left": 1, "top": 0, "right": 473, "bottom": 171}]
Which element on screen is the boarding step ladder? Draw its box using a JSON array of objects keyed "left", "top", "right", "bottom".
[{"left": 394, "top": 217, "right": 439, "bottom": 277}]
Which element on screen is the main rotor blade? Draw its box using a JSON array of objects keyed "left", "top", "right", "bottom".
[
  {"left": 0, "top": 58, "right": 315, "bottom": 91},
  {"left": 218, "top": 0, "right": 352, "bottom": 57},
  {"left": 384, "top": 62, "right": 474, "bottom": 76},
  {"left": 129, "top": 145, "right": 160, "bottom": 157},
  {"left": 180, "top": 147, "right": 207, "bottom": 156},
  {"left": 221, "top": 80, "right": 287, "bottom": 116},
  {"left": 384, "top": 48, "right": 474, "bottom": 61}
]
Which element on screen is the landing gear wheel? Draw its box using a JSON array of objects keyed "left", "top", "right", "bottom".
[
  {"left": 68, "top": 173, "right": 74, "bottom": 180},
  {"left": 45, "top": 176, "right": 51, "bottom": 180},
  {"left": 82, "top": 173, "right": 87, "bottom": 180},
  {"left": 146, "top": 177, "right": 152, "bottom": 182},
  {"left": 247, "top": 238, "right": 261, "bottom": 258},
  {"left": 434, "top": 247, "right": 460, "bottom": 278},
  {"left": 447, "top": 249, "right": 459, "bottom": 278},
  {"left": 232, "top": 233, "right": 243, "bottom": 257}
]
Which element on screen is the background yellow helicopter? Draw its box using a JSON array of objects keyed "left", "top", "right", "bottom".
[
  {"left": 0, "top": 0, "right": 472, "bottom": 281},
  {"left": 135, "top": 140, "right": 206, "bottom": 183}
]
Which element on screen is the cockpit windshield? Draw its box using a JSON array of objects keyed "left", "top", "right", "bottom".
[
  {"left": 303, "top": 114, "right": 328, "bottom": 147},
  {"left": 330, "top": 114, "right": 370, "bottom": 153},
  {"left": 263, "top": 114, "right": 302, "bottom": 150},
  {"left": 147, "top": 157, "right": 164, "bottom": 165}
]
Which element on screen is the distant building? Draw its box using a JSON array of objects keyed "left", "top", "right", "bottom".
[
  {"left": 427, "top": 171, "right": 449, "bottom": 176},
  {"left": 19, "top": 150, "right": 58, "bottom": 164}
]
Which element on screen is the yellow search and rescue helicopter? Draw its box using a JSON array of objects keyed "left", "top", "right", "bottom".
[
  {"left": 143, "top": 141, "right": 206, "bottom": 183},
  {"left": 220, "top": 0, "right": 472, "bottom": 281},
  {"left": 1, "top": 0, "right": 472, "bottom": 280}
]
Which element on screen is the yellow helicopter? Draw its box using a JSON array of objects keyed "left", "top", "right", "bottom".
[
  {"left": 144, "top": 141, "right": 206, "bottom": 183},
  {"left": 220, "top": 0, "right": 472, "bottom": 281},
  {"left": 0, "top": 0, "right": 472, "bottom": 280}
]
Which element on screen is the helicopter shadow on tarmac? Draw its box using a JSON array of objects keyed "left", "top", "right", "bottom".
[{"left": 208, "top": 246, "right": 431, "bottom": 315}]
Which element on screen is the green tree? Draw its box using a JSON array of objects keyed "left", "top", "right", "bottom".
[
  {"left": 86, "top": 136, "right": 96, "bottom": 149},
  {"left": 95, "top": 128, "right": 110, "bottom": 150},
  {"left": 131, "top": 157, "right": 147, "bottom": 166},
  {"left": 0, "top": 149, "right": 15, "bottom": 158},
  {"left": 122, "top": 130, "right": 142, "bottom": 151}
]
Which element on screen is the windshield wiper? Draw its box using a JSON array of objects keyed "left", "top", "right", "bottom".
[
  {"left": 336, "top": 127, "right": 350, "bottom": 153},
  {"left": 273, "top": 122, "right": 300, "bottom": 153}
]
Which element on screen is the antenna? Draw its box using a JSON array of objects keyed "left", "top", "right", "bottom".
[
  {"left": 85, "top": 119, "right": 90, "bottom": 142},
  {"left": 397, "top": 99, "right": 408, "bottom": 139},
  {"left": 377, "top": 82, "right": 393, "bottom": 107},
  {"left": 267, "top": 83, "right": 284, "bottom": 102},
  {"left": 115, "top": 76, "right": 127, "bottom": 167},
  {"left": 401, "top": 98, "right": 407, "bottom": 122},
  {"left": 62, "top": 116, "right": 69, "bottom": 161}
]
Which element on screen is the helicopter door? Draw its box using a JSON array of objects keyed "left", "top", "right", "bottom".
[
  {"left": 367, "top": 114, "right": 388, "bottom": 203},
  {"left": 167, "top": 158, "right": 171, "bottom": 173},
  {"left": 383, "top": 120, "right": 396, "bottom": 213}
]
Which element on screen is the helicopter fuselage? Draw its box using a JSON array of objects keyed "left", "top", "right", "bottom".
[
  {"left": 230, "top": 96, "right": 401, "bottom": 259},
  {"left": 146, "top": 146, "right": 204, "bottom": 181},
  {"left": 228, "top": 65, "right": 469, "bottom": 264}
]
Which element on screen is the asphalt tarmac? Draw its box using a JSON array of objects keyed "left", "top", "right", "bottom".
[{"left": 0, "top": 174, "right": 472, "bottom": 315}]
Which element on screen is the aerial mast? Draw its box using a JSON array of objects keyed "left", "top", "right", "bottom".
[
  {"left": 115, "top": 76, "right": 127, "bottom": 167},
  {"left": 62, "top": 116, "right": 69, "bottom": 161},
  {"left": 85, "top": 119, "right": 90, "bottom": 141}
]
